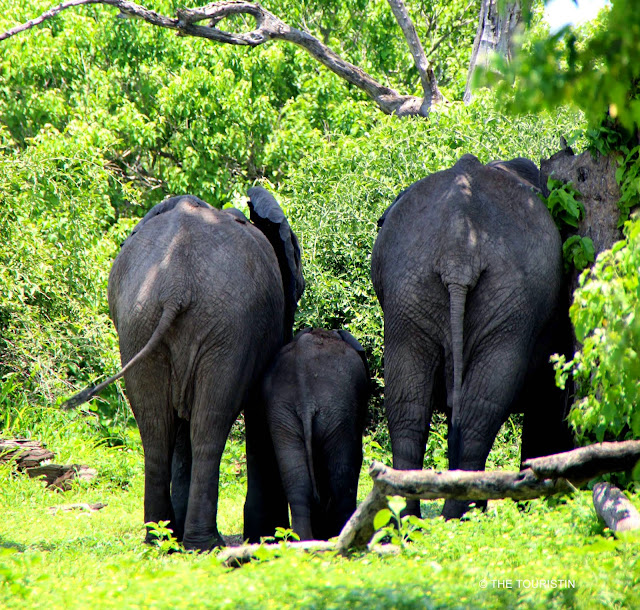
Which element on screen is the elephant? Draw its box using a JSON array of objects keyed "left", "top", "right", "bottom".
[
  {"left": 371, "top": 154, "right": 574, "bottom": 519},
  {"left": 64, "top": 187, "right": 304, "bottom": 550},
  {"left": 262, "top": 327, "right": 370, "bottom": 540}
]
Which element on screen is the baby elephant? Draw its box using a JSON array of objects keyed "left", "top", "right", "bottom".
[{"left": 262, "top": 328, "right": 370, "bottom": 541}]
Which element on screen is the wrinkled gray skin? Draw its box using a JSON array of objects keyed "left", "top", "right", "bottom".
[
  {"left": 65, "top": 188, "right": 304, "bottom": 550},
  {"left": 262, "top": 328, "right": 370, "bottom": 540},
  {"left": 371, "top": 154, "right": 574, "bottom": 519}
]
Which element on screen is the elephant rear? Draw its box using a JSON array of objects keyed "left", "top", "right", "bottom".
[
  {"left": 103, "top": 191, "right": 304, "bottom": 550},
  {"left": 263, "top": 328, "right": 370, "bottom": 540}
]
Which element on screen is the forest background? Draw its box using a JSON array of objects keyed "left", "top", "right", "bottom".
[{"left": 0, "top": 0, "right": 639, "bottom": 607}]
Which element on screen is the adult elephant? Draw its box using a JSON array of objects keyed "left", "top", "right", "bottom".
[
  {"left": 64, "top": 187, "right": 304, "bottom": 550},
  {"left": 371, "top": 154, "right": 574, "bottom": 519},
  {"left": 262, "top": 328, "right": 370, "bottom": 540}
]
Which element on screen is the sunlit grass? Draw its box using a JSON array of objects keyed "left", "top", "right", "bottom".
[{"left": 2, "top": 424, "right": 640, "bottom": 609}]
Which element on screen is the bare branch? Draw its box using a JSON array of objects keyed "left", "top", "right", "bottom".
[
  {"left": 0, "top": 0, "right": 428, "bottom": 117},
  {"left": 386, "top": 0, "right": 442, "bottom": 111},
  {"left": 0, "top": 0, "right": 176, "bottom": 42}
]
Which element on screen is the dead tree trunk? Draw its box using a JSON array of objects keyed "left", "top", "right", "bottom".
[
  {"left": 464, "top": 0, "right": 522, "bottom": 103},
  {"left": 540, "top": 145, "right": 627, "bottom": 352}
]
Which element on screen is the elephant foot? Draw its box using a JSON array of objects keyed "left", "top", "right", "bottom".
[
  {"left": 182, "top": 532, "right": 226, "bottom": 553},
  {"left": 442, "top": 498, "right": 487, "bottom": 520}
]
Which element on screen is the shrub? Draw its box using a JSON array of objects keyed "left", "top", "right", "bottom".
[{"left": 554, "top": 217, "right": 640, "bottom": 445}]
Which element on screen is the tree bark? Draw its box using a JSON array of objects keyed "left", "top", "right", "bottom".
[
  {"left": 593, "top": 482, "right": 640, "bottom": 533},
  {"left": 464, "top": 0, "right": 522, "bottom": 103},
  {"left": 522, "top": 440, "right": 640, "bottom": 485},
  {"left": 540, "top": 147, "right": 623, "bottom": 260},
  {"left": 386, "top": 0, "right": 443, "bottom": 112},
  {"left": 0, "top": 438, "right": 55, "bottom": 469},
  {"left": 0, "top": 0, "right": 429, "bottom": 117}
]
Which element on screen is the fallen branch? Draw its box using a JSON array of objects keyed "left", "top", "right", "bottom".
[
  {"left": 217, "top": 540, "right": 334, "bottom": 567},
  {"left": 218, "top": 440, "right": 640, "bottom": 564},
  {"left": 523, "top": 440, "right": 640, "bottom": 485},
  {"left": 0, "top": 438, "right": 55, "bottom": 469},
  {"left": 336, "top": 462, "right": 576, "bottom": 553},
  {"left": 593, "top": 482, "right": 640, "bottom": 533},
  {"left": 0, "top": 0, "right": 431, "bottom": 116},
  {"left": 216, "top": 539, "right": 400, "bottom": 568}
]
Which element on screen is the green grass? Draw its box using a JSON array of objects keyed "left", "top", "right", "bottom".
[{"left": 2, "top": 417, "right": 640, "bottom": 609}]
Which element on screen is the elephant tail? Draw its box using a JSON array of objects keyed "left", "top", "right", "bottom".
[
  {"left": 447, "top": 282, "right": 469, "bottom": 469},
  {"left": 302, "top": 408, "right": 321, "bottom": 504},
  {"left": 61, "top": 305, "right": 179, "bottom": 410}
]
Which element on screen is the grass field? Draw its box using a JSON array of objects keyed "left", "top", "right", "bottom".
[{"left": 2, "top": 411, "right": 640, "bottom": 609}]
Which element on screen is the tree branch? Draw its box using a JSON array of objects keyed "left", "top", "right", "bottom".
[
  {"left": 593, "top": 482, "right": 640, "bottom": 533},
  {"left": 385, "top": 0, "right": 442, "bottom": 111},
  {"left": 0, "top": 0, "right": 428, "bottom": 117},
  {"left": 522, "top": 440, "right": 640, "bottom": 484}
]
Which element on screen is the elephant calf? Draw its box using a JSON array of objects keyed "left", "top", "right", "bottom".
[{"left": 262, "top": 328, "right": 370, "bottom": 541}]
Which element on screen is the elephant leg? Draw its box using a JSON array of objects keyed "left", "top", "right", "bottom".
[
  {"left": 243, "top": 396, "right": 290, "bottom": 542},
  {"left": 123, "top": 359, "right": 176, "bottom": 542},
  {"left": 274, "top": 431, "right": 315, "bottom": 541},
  {"left": 182, "top": 373, "right": 242, "bottom": 552},
  {"left": 384, "top": 331, "right": 441, "bottom": 517},
  {"left": 442, "top": 335, "right": 530, "bottom": 519},
  {"left": 519, "top": 363, "right": 573, "bottom": 465},
  {"left": 314, "top": 433, "right": 362, "bottom": 540},
  {"left": 171, "top": 417, "right": 191, "bottom": 542}
]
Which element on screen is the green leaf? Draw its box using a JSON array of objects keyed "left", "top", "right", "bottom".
[{"left": 373, "top": 508, "right": 393, "bottom": 531}]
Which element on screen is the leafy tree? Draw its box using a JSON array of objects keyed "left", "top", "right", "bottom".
[
  {"left": 0, "top": 0, "right": 479, "bottom": 116},
  {"left": 495, "top": 0, "right": 638, "bottom": 131}
]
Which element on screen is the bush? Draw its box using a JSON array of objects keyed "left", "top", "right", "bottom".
[
  {"left": 554, "top": 217, "right": 640, "bottom": 445},
  {"left": 0, "top": 122, "right": 137, "bottom": 439}
]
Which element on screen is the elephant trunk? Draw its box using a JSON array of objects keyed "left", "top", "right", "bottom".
[{"left": 447, "top": 282, "right": 468, "bottom": 469}]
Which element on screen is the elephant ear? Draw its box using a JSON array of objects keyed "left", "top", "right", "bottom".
[
  {"left": 293, "top": 327, "right": 313, "bottom": 340},
  {"left": 488, "top": 158, "right": 543, "bottom": 194},
  {"left": 224, "top": 207, "right": 249, "bottom": 223},
  {"left": 248, "top": 187, "right": 305, "bottom": 341},
  {"left": 337, "top": 330, "right": 371, "bottom": 381},
  {"left": 377, "top": 186, "right": 409, "bottom": 228}
]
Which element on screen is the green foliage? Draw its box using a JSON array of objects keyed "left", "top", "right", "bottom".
[
  {"left": 0, "top": 120, "right": 137, "bottom": 441},
  {"left": 144, "top": 521, "right": 181, "bottom": 555},
  {"left": 554, "top": 217, "right": 640, "bottom": 445},
  {"left": 562, "top": 235, "right": 595, "bottom": 272},
  {"left": 372, "top": 495, "right": 429, "bottom": 549},
  {"left": 541, "top": 178, "right": 595, "bottom": 271},
  {"left": 496, "top": 1, "right": 640, "bottom": 131},
  {"left": 615, "top": 144, "right": 640, "bottom": 223},
  {"left": 544, "top": 178, "right": 585, "bottom": 229}
]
